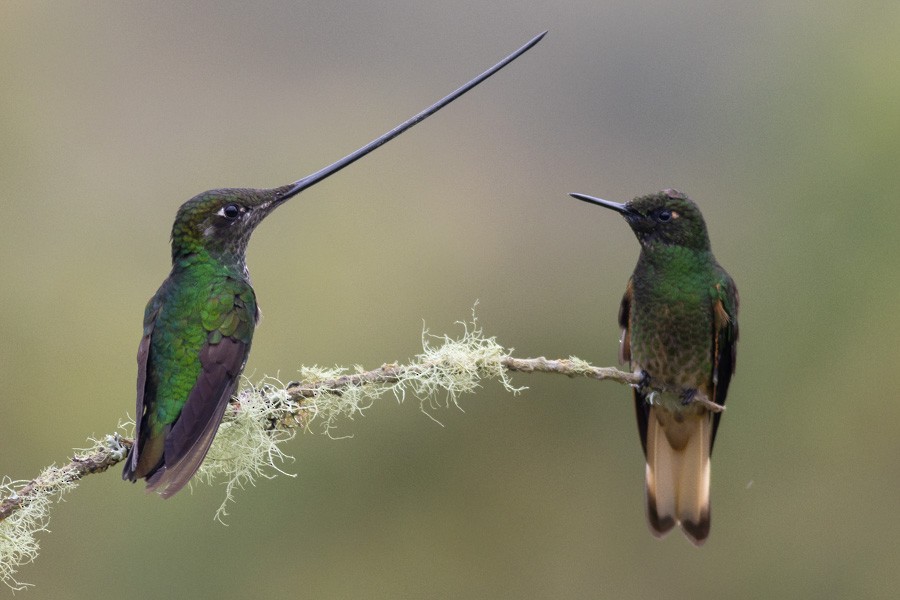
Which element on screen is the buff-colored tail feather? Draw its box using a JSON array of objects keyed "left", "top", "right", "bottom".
[{"left": 644, "top": 406, "right": 711, "bottom": 545}]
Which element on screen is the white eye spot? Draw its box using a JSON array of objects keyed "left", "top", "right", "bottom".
[{"left": 670, "top": 210, "right": 680, "bottom": 219}]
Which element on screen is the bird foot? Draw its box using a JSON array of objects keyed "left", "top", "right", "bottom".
[
  {"left": 636, "top": 370, "right": 652, "bottom": 395},
  {"left": 680, "top": 388, "right": 726, "bottom": 413},
  {"left": 680, "top": 388, "right": 698, "bottom": 405}
]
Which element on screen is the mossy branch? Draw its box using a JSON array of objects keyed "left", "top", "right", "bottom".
[{"left": 0, "top": 316, "right": 638, "bottom": 590}]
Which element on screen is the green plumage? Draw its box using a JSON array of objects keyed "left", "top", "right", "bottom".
[
  {"left": 571, "top": 188, "right": 739, "bottom": 546},
  {"left": 629, "top": 244, "right": 718, "bottom": 392}
]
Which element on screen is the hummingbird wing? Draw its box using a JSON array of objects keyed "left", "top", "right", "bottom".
[
  {"left": 122, "top": 292, "right": 164, "bottom": 481},
  {"left": 617, "top": 278, "right": 633, "bottom": 365},
  {"left": 709, "top": 267, "right": 739, "bottom": 450},
  {"left": 618, "top": 279, "right": 655, "bottom": 457},
  {"left": 145, "top": 278, "right": 258, "bottom": 498},
  {"left": 146, "top": 337, "right": 247, "bottom": 497}
]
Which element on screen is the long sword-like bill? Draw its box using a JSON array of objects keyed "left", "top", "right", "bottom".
[{"left": 276, "top": 31, "right": 547, "bottom": 202}]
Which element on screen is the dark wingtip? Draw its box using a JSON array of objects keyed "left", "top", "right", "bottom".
[
  {"left": 122, "top": 450, "right": 135, "bottom": 482},
  {"left": 143, "top": 465, "right": 190, "bottom": 499}
]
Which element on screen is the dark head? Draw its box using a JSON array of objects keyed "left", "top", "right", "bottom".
[
  {"left": 570, "top": 189, "right": 711, "bottom": 252},
  {"left": 170, "top": 185, "right": 295, "bottom": 267}
]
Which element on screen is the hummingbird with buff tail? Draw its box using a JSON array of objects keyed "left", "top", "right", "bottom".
[
  {"left": 122, "top": 32, "right": 546, "bottom": 498},
  {"left": 569, "top": 189, "right": 738, "bottom": 545}
]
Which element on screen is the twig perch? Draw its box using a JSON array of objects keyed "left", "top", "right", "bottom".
[{"left": 0, "top": 317, "right": 643, "bottom": 589}]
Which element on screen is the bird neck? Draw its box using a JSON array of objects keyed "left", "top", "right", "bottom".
[
  {"left": 636, "top": 244, "right": 713, "bottom": 278},
  {"left": 171, "top": 242, "right": 248, "bottom": 281}
]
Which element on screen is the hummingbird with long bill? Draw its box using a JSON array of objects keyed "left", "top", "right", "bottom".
[
  {"left": 122, "top": 32, "right": 546, "bottom": 498},
  {"left": 569, "top": 189, "right": 738, "bottom": 545}
]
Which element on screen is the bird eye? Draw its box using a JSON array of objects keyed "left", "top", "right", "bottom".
[
  {"left": 657, "top": 210, "right": 672, "bottom": 222},
  {"left": 220, "top": 204, "right": 241, "bottom": 220}
]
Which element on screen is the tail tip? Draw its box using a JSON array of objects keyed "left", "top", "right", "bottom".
[
  {"left": 647, "top": 495, "right": 677, "bottom": 537},
  {"left": 681, "top": 515, "right": 711, "bottom": 546},
  {"left": 647, "top": 486, "right": 711, "bottom": 545}
]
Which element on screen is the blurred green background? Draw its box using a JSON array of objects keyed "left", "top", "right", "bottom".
[{"left": 2, "top": 1, "right": 899, "bottom": 598}]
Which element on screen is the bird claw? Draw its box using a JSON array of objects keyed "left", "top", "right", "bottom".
[
  {"left": 680, "top": 388, "right": 698, "bottom": 406},
  {"left": 636, "top": 370, "right": 652, "bottom": 394}
]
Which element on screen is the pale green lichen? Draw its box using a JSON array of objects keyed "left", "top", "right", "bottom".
[
  {"left": 305, "top": 313, "right": 525, "bottom": 431},
  {"left": 195, "top": 376, "right": 298, "bottom": 523},
  {"left": 404, "top": 315, "right": 524, "bottom": 420},
  {"left": 0, "top": 432, "right": 130, "bottom": 590},
  {"left": 0, "top": 465, "right": 80, "bottom": 588},
  {"left": 297, "top": 364, "right": 376, "bottom": 436},
  {"left": 1, "top": 475, "right": 49, "bottom": 591},
  {"left": 563, "top": 355, "right": 596, "bottom": 375}
]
